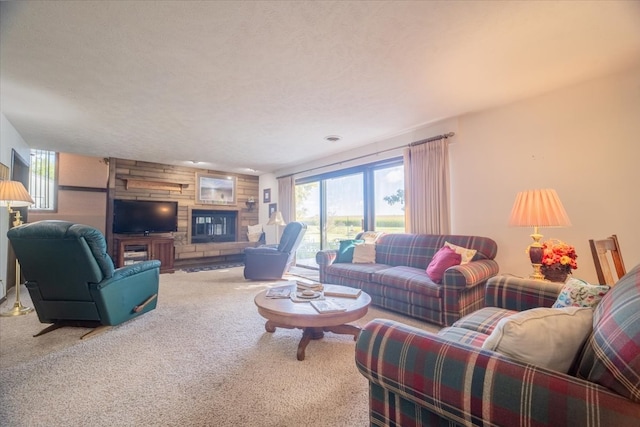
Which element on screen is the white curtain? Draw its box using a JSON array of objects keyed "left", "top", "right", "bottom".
[
  {"left": 277, "top": 175, "right": 294, "bottom": 223},
  {"left": 403, "top": 138, "right": 450, "bottom": 234}
]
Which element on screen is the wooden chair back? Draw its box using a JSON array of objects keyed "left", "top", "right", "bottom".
[{"left": 589, "top": 234, "right": 626, "bottom": 286}]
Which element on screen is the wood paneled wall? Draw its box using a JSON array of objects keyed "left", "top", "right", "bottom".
[{"left": 107, "top": 158, "right": 260, "bottom": 266}]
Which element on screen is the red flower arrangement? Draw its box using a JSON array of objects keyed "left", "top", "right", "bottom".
[{"left": 541, "top": 239, "right": 578, "bottom": 281}]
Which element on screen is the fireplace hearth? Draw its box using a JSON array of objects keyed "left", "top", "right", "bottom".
[{"left": 191, "top": 209, "right": 237, "bottom": 243}]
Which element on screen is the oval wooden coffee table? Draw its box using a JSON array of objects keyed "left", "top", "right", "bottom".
[{"left": 254, "top": 284, "right": 371, "bottom": 361}]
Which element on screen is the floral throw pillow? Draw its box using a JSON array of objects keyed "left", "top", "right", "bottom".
[
  {"left": 360, "top": 231, "right": 384, "bottom": 244},
  {"left": 552, "top": 277, "right": 610, "bottom": 309},
  {"left": 444, "top": 241, "right": 477, "bottom": 264}
]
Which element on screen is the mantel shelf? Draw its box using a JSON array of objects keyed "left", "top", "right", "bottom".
[{"left": 123, "top": 179, "right": 189, "bottom": 193}]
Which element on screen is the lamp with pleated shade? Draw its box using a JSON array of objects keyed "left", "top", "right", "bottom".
[
  {"left": 267, "top": 211, "right": 286, "bottom": 245},
  {"left": 0, "top": 180, "right": 35, "bottom": 316},
  {"left": 509, "top": 189, "right": 571, "bottom": 280}
]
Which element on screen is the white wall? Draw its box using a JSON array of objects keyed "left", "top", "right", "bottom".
[
  {"left": 258, "top": 173, "right": 279, "bottom": 244},
  {"left": 29, "top": 153, "right": 109, "bottom": 233},
  {"left": 452, "top": 65, "right": 640, "bottom": 282},
  {"left": 265, "top": 65, "right": 640, "bottom": 283},
  {"left": 0, "top": 113, "right": 31, "bottom": 299}
]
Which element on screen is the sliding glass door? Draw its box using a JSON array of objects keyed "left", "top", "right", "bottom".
[
  {"left": 295, "top": 182, "right": 320, "bottom": 267},
  {"left": 294, "top": 158, "right": 404, "bottom": 267},
  {"left": 325, "top": 173, "right": 364, "bottom": 250}
]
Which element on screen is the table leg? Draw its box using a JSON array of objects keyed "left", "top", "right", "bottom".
[
  {"left": 265, "top": 320, "right": 277, "bottom": 333},
  {"left": 264, "top": 322, "right": 362, "bottom": 361},
  {"left": 323, "top": 324, "right": 362, "bottom": 341},
  {"left": 265, "top": 320, "right": 298, "bottom": 333},
  {"left": 297, "top": 327, "right": 324, "bottom": 361}
]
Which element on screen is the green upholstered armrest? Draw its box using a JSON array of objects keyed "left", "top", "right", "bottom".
[{"left": 95, "top": 260, "right": 161, "bottom": 289}]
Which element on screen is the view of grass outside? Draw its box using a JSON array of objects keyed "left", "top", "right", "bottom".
[{"left": 295, "top": 162, "right": 405, "bottom": 267}]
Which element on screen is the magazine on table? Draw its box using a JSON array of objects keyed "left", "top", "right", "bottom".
[
  {"left": 310, "top": 299, "right": 346, "bottom": 314},
  {"left": 323, "top": 287, "right": 361, "bottom": 298},
  {"left": 265, "top": 286, "right": 291, "bottom": 299}
]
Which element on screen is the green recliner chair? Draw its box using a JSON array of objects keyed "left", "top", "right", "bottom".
[{"left": 7, "top": 220, "right": 160, "bottom": 339}]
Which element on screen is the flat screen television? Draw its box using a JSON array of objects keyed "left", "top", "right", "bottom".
[{"left": 113, "top": 199, "right": 178, "bottom": 234}]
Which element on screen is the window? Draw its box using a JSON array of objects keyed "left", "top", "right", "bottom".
[
  {"left": 295, "top": 158, "right": 404, "bottom": 266},
  {"left": 374, "top": 164, "right": 405, "bottom": 233},
  {"left": 29, "top": 149, "right": 58, "bottom": 211},
  {"left": 295, "top": 182, "right": 320, "bottom": 264},
  {"left": 325, "top": 173, "right": 364, "bottom": 249}
]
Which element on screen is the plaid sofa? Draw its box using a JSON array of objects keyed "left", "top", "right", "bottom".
[
  {"left": 316, "top": 234, "right": 498, "bottom": 326},
  {"left": 355, "top": 264, "right": 640, "bottom": 426}
]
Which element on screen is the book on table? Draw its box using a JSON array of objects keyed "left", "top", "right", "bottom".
[
  {"left": 310, "top": 299, "right": 346, "bottom": 314},
  {"left": 265, "top": 286, "right": 291, "bottom": 298},
  {"left": 323, "top": 287, "right": 361, "bottom": 298},
  {"left": 296, "top": 280, "right": 324, "bottom": 292}
]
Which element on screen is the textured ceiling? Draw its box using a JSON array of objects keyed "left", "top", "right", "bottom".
[{"left": 2, "top": 1, "right": 640, "bottom": 175}]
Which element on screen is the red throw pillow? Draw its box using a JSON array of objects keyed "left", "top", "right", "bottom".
[{"left": 426, "top": 246, "right": 462, "bottom": 283}]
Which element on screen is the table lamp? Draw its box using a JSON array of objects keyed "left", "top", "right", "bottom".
[
  {"left": 509, "top": 189, "right": 571, "bottom": 280},
  {"left": 0, "top": 180, "right": 35, "bottom": 316},
  {"left": 267, "top": 211, "right": 286, "bottom": 245}
]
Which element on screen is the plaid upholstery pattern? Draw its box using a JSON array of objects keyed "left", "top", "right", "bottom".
[
  {"left": 316, "top": 233, "right": 498, "bottom": 326},
  {"left": 443, "top": 279, "right": 487, "bottom": 326},
  {"left": 369, "top": 383, "right": 456, "bottom": 427},
  {"left": 450, "top": 306, "right": 516, "bottom": 334},
  {"left": 373, "top": 266, "right": 442, "bottom": 297},
  {"left": 437, "top": 326, "right": 489, "bottom": 347},
  {"left": 374, "top": 234, "right": 497, "bottom": 269},
  {"left": 316, "top": 249, "right": 338, "bottom": 283},
  {"left": 485, "top": 274, "right": 565, "bottom": 310},
  {"left": 324, "top": 262, "right": 390, "bottom": 283},
  {"left": 576, "top": 264, "right": 640, "bottom": 402},
  {"left": 356, "top": 319, "right": 640, "bottom": 426}
]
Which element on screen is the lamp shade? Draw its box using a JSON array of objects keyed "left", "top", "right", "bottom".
[
  {"left": 0, "top": 180, "right": 34, "bottom": 207},
  {"left": 267, "top": 211, "right": 286, "bottom": 226},
  {"left": 509, "top": 189, "right": 571, "bottom": 228}
]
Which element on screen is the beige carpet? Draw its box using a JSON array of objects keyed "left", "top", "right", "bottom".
[{"left": 0, "top": 267, "right": 439, "bottom": 427}]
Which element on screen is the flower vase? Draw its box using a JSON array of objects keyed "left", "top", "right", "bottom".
[{"left": 542, "top": 266, "right": 568, "bottom": 283}]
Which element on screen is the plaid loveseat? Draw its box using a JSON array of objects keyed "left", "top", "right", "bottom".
[
  {"left": 355, "top": 264, "right": 640, "bottom": 426},
  {"left": 316, "top": 234, "right": 498, "bottom": 326}
]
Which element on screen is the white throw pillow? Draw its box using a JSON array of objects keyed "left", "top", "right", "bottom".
[
  {"left": 247, "top": 224, "right": 263, "bottom": 242},
  {"left": 481, "top": 307, "right": 593, "bottom": 373},
  {"left": 247, "top": 224, "right": 263, "bottom": 234},
  {"left": 444, "top": 241, "right": 477, "bottom": 264},
  {"left": 352, "top": 243, "right": 376, "bottom": 264}
]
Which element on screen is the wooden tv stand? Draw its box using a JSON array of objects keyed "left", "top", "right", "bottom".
[{"left": 114, "top": 235, "right": 175, "bottom": 274}]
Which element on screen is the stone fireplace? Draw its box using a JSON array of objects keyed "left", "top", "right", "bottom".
[{"left": 191, "top": 209, "right": 237, "bottom": 243}]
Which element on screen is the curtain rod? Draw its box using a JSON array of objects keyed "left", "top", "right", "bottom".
[
  {"left": 276, "top": 131, "right": 455, "bottom": 179},
  {"left": 409, "top": 131, "right": 455, "bottom": 146}
]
